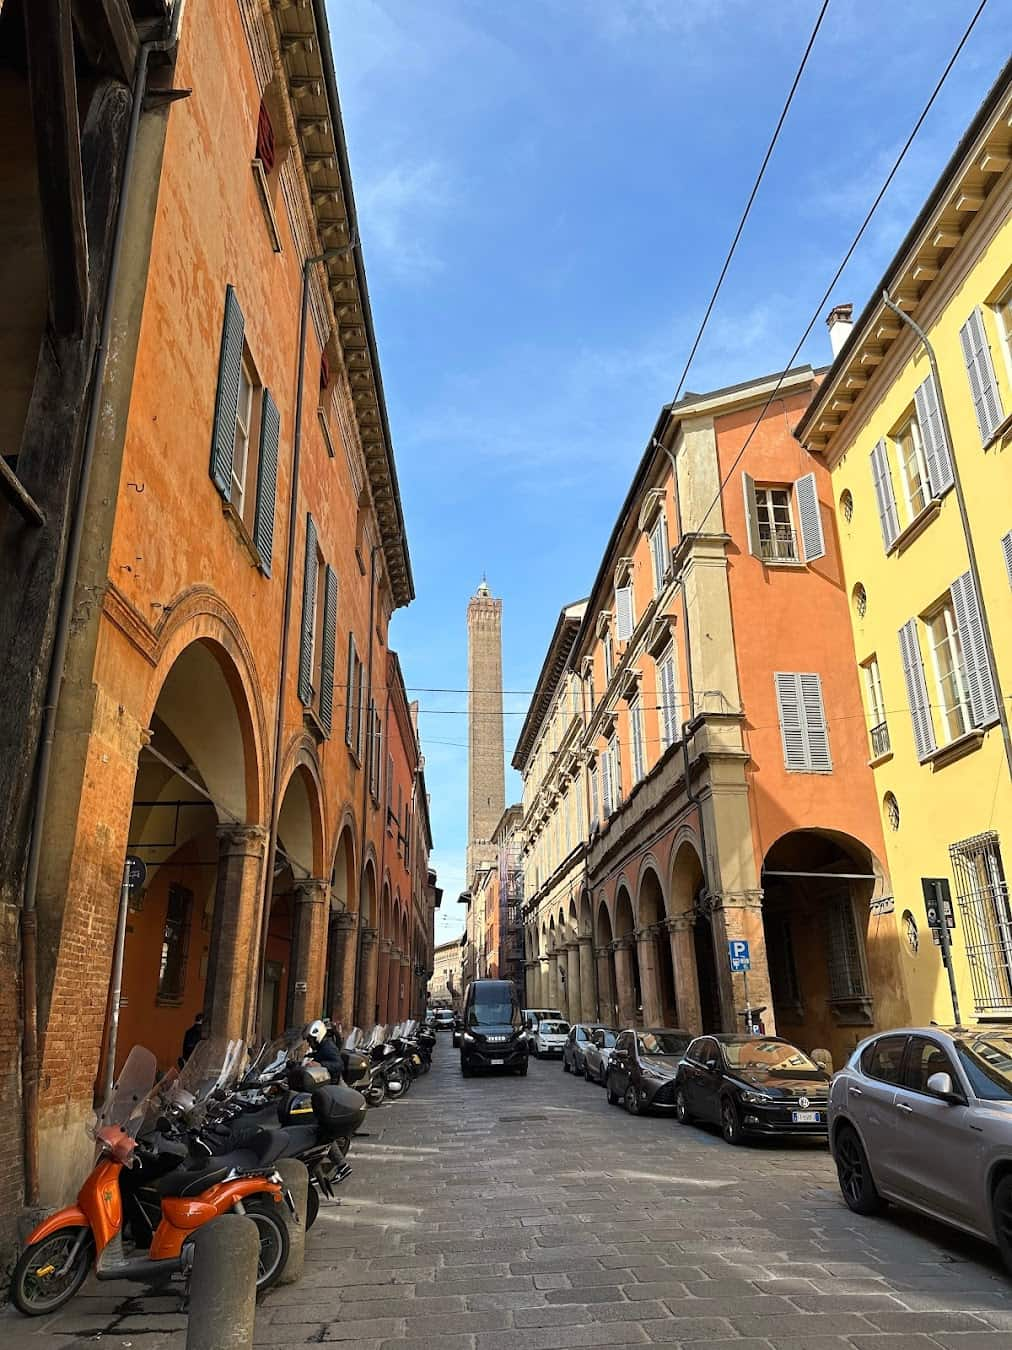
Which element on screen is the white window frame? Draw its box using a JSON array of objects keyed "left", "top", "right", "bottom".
[
  {"left": 997, "top": 282, "right": 1012, "bottom": 391},
  {"left": 925, "top": 598, "right": 972, "bottom": 745},
  {"left": 863, "top": 657, "right": 886, "bottom": 727},
  {"left": 231, "top": 356, "right": 255, "bottom": 517},
  {"left": 755, "top": 485, "right": 799, "bottom": 562},
  {"left": 649, "top": 513, "right": 669, "bottom": 595},
  {"left": 658, "top": 644, "right": 679, "bottom": 750},
  {"left": 603, "top": 630, "right": 614, "bottom": 684},
  {"left": 894, "top": 414, "right": 930, "bottom": 524},
  {"left": 629, "top": 692, "right": 645, "bottom": 784}
]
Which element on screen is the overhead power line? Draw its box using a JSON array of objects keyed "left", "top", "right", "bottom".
[
  {"left": 690, "top": 0, "right": 991, "bottom": 540},
  {"left": 671, "top": 0, "right": 831, "bottom": 404}
]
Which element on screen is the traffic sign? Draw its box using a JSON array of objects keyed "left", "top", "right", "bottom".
[
  {"left": 728, "top": 939, "right": 751, "bottom": 973},
  {"left": 125, "top": 855, "right": 147, "bottom": 892}
]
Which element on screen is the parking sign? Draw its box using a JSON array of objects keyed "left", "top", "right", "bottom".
[{"left": 728, "top": 939, "right": 751, "bottom": 972}]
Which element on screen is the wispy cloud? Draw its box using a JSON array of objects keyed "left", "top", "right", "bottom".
[{"left": 357, "top": 159, "right": 455, "bottom": 281}]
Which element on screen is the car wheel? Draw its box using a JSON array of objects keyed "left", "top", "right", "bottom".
[
  {"left": 993, "top": 1176, "right": 1012, "bottom": 1273},
  {"left": 583, "top": 1064, "right": 591, "bottom": 1082},
  {"left": 563, "top": 1054, "right": 570, "bottom": 1073},
  {"left": 720, "top": 1096, "right": 742, "bottom": 1145},
  {"left": 460, "top": 1058, "right": 472, "bottom": 1078},
  {"left": 606, "top": 1077, "right": 619, "bottom": 1105},
  {"left": 624, "top": 1085, "right": 640, "bottom": 1116},
  {"left": 675, "top": 1088, "right": 692, "bottom": 1125},
  {"left": 516, "top": 1059, "right": 528, "bottom": 1076},
  {"left": 835, "top": 1123, "right": 885, "bottom": 1216}
]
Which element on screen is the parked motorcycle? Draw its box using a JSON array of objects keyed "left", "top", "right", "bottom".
[
  {"left": 11, "top": 1041, "right": 293, "bottom": 1316},
  {"left": 361, "top": 1024, "right": 411, "bottom": 1105}
]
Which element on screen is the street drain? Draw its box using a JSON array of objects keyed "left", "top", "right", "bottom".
[{"left": 499, "top": 1114, "right": 548, "bottom": 1123}]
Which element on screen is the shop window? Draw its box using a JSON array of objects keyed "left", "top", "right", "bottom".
[{"left": 157, "top": 884, "right": 193, "bottom": 1003}]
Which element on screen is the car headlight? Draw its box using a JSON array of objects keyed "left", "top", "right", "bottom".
[
  {"left": 740, "top": 1089, "right": 772, "bottom": 1104},
  {"left": 462, "top": 1032, "right": 475, "bottom": 1043}
]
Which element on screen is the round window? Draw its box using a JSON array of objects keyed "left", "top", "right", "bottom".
[
  {"left": 853, "top": 583, "right": 867, "bottom": 618},
  {"left": 840, "top": 489, "right": 854, "bottom": 523},
  {"left": 884, "top": 791, "right": 900, "bottom": 831},
  {"left": 902, "top": 910, "right": 919, "bottom": 956}
]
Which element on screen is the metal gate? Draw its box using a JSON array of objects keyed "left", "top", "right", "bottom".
[{"left": 950, "top": 831, "right": 1012, "bottom": 1013}]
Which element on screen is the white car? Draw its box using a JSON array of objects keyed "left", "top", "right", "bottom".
[
  {"left": 534, "top": 1019, "right": 571, "bottom": 1058},
  {"left": 524, "top": 1007, "right": 563, "bottom": 1032}
]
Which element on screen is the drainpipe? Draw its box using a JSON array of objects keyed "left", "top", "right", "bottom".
[
  {"left": 881, "top": 291, "right": 1012, "bottom": 781},
  {"left": 253, "top": 243, "right": 358, "bottom": 1038},
  {"left": 353, "top": 542, "right": 382, "bottom": 1023},
  {"left": 19, "top": 1, "right": 187, "bottom": 1210}
]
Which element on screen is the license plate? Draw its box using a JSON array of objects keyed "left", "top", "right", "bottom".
[
  {"left": 792, "top": 1110, "right": 821, "bottom": 1123},
  {"left": 490, "top": 1057, "right": 503, "bottom": 1064}
]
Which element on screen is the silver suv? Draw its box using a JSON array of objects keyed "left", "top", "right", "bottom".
[{"left": 828, "top": 1026, "right": 1012, "bottom": 1270}]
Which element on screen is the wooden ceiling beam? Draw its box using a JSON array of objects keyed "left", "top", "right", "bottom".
[{"left": 72, "top": 0, "right": 139, "bottom": 83}]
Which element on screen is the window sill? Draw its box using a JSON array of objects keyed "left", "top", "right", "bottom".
[
  {"left": 983, "top": 409, "right": 1012, "bottom": 452},
  {"left": 925, "top": 727, "right": 985, "bottom": 771},
  {"left": 303, "top": 705, "right": 328, "bottom": 742},
  {"left": 346, "top": 743, "right": 362, "bottom": 769},
  {"left": 222, "top": 500, "right": 266, "bottom": 573},
  {"left": 252, "top": 158, "right": 283, "bottom": 254},
  {"left": 868, "top": 749, "right": 894, "bottom": 769},
  {"left": 760, "top": 556, "right": 804, "bottom": 568},
  {"left": 829, "top": 995, "right": 874, "bottom": 1026},
  {"left": 890, "top": 498, "right": 941, "bottom": 555}
]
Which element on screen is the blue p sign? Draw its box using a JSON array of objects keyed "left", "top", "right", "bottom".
[{"left": 728, "top": 939, "right": 751, "bottom": 972}]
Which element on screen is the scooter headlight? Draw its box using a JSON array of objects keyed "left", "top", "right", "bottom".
[{"left": 462, "top": 1032, "right": 475, "bottom": 1043}]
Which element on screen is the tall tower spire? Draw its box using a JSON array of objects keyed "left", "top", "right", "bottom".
[{"left": 466, "top": 580, "right": 505, "bottom": 887}]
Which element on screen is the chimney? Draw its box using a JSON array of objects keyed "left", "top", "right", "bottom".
[{"left": 826, "top": 303, "right": 854, "bottom": 358}]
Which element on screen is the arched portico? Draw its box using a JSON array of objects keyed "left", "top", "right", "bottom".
[
  {"left": 595, "top": 900, "right": 617, "bottom": 1025},
  {"left": 613, "top": 886, "right": 640, "bottom": 1027},
  {"left": 637, "top": 864, "right": 679, "bottom": 1026},
  {"left": 356, "top": 858, "right": 379, "bottom": 1027},
  {"left": 326, "top": 820, "right": 358, "bottom": 1027}
]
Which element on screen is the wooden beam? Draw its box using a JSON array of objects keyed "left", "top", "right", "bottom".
[
  {"left": 72, "top": 0, "right": 139, "bottom": 82},
  {"left": 25, "top": 0, "right": 88, "bottom": 337},
  {"left": 978, "top": 148, "right": 1010, "bottom": 175},
  {"left": 0, "top": 458, "right": 45, "bottom": 527},
  {"left": 953, "top": 188, "right": 984, "bottom": 213},
  {"left": 933, "top": 226, "right": 961, "bottom": 248}
]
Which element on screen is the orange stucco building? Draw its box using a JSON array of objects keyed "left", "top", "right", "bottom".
[
  {"left": 1, "top": 0, "right": 436, "bottom": 1217},
  {"left": 518, "top": 366, "right": 907, "bottom": 1066}
]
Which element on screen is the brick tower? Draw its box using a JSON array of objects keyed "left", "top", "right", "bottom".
[{"left": 466, "top": 580, "right": 505, "bottom": 887}]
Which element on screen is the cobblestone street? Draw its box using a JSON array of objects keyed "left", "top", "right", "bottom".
[{"left": 5, "top": 1043, "right": 1012, "bottom": 1349}]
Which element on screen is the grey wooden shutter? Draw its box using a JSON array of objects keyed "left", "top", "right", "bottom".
[
  {"left": 345, "top": 635, "right": 355, "bottom": 746},
  {"left": 612, "top": 736, "right": 622, "bottom": 804},
  {"left": 869, "top": 439, "right": 900, "bottom": 551},
  {"left": 659, "top": 650, "right": 678, "bottom": 747},
  {"left": 615, "top": 585, "right": 634, "bottom": 641},
  {"left": 951, "top": 570, "right": 999, "bottom": 728},
  {"left": 298, "top": 513, "right": 317, "bottom": 706},
  {"left": 253, "top": 388, "right": 280, "bottom": 575},
  {"left": 913, "top": 374, "right": 953, "bottom": 496},
  {"left": 742, "top": 472, "right": 761, "bottom": 556},
  {"left": 319, "top": 565, "right": 337, "bottom": 734},
  {"left": 209, "top": 285, "right": 245, "bottom": 497},
  {"left": 1003, "top": 531, "right": 1012, "bottom": 588},
  {"left": 775, "top": 673, "right": 807, "bottom": 770},
  {"left": 358, "top": 662, "right": 367, "bottom": 757},
  {"left": 795, "top": 472, "right": 825, "bottom": 562},
  {"left": 898, "top": 619, "right": 936, "bottom": 760},
  {"left": 799, "top": 673, "right": 831, "bottom": 771},
  {"left": 959, "top": 307, "right": 1004, "bottom": 443},
  {"left": 601, "top": 749, "right": 612, "bottom": 815},
  {"left": 590, "top": 765, "right": 599, "bottom": 825}
]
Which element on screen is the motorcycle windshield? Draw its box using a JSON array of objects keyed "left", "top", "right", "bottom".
[
  {"left": 159, "top": 1036, "right": 245, "bottom": 1125},
  {"left": 244, "top": 1028, "right": 307, "bottom": 1084},
  {"left": 365, "top": 1025, "right": 386, "bottom": 1049},
  {"left": 91, "top": 1046, "right": 158, "bottom": 1141},
  {"left": 343, "top": 1027, "right": 362, "bottom": 1051}
]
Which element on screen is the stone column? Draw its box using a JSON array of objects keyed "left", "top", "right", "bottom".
[
  {"left": 565, "top": 943, "right": 581, "bottom": 1023},
  {"left": 614, "top": 939, "right": 637, "bottom": 1028},
  {"left": 356, "top": 927, "right": 379, "bottom": 1027},
  {"left": 399, "top": 955, "right": 410, "bottom": 1019},
  {"left": 327, "top": 910, "right": 358, "bottom": 1026},
  {"left": 547, "top": 953, "right": 560, "bottom": 1009},
  {"left": 668, "top": 917, "right": 702, "bottom": 1034},
  {"left": 711, "top": 891, "right": 773, "bottom": 1034},
  {"left": 637, "top": 929, "right": 662, "bottom": 1026},
  {"left": 524, "top": 961, "right": 537, "bottom": 1006},
  {"left": 205, "top": 824, "right": 267, "bottom": 1042},
  {"left": 288, "top": 878, "right": 329, "bottom": 1027},
  {"left": 385, "top": 946, "right": 400, "bottom": 1023},
  {"left": 595, "top": 948, "right": 614, "bottom": 1023},
  {"left": 578, "top": 936, "right": 596, "bottom": 1022},
  {"left": 377, "top": 938, "right": 393, "bottom": 1022},
  {"left": 538, "top": 957, "right": 548, "bottom": 1005}
]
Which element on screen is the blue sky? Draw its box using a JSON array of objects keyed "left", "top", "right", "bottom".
[{"left": 328, "top": 0, "right": 1009, "bottom": 945}]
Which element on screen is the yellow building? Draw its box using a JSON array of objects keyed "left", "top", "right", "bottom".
[{"left": 796, "top": 63, "right": 1012, "bottom": 1028}]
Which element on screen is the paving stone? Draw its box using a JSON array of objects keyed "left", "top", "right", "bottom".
[{"left": 638, "top": 1317, "right": 736, "bottom": 1342}]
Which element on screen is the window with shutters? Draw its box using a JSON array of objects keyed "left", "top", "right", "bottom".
[
  {"left": 629, "top": 693, "right": 645, "bottom": 784},
  {"left": 925, "top": 598, "right": 973, "bottom": 744},
  {"left": 894, "top": 414, "right": 930, "bottom": 523},
  {"left": 297, "top": 519, "right": 336, "bottom": 736},
  {"left": 774, "top": 672, "right": 832, "bottom": 773},
  {"left": 960, "top": 305, "right": 1006, "bottom": 444},
  {"left": 649, "top": 513, "right": 670, "bottom": 594},
  {"left": 997, "top": 285, "right": 1012, "bottom": 391},
  {"left": 368, "top": 701, "right": 382, "bottom": 802},
  {"left": 861, "top": 657, "right": 890, "bottom": 759},
  {"left": 615, "top": 564, "right": 635, "bottom": 642},
  {"left": 657, "top": 644, "right": 680, "bottom": 750},
  {"left": 345, "top": 635, "right": 363, "bottom": 757},
  {"left": 1003, "top": 531, "right": 1012, "bottom": 589},
  {"left": 755, "top": 486, "right": 798, "bottom": 562},
  {"left": 589, "top": 763, "right": 599, "bottom": 828},
  {"left": 600, "top": 746, "right": 614, "bottom": 818},
  {"left": 602, "top": 629, "right": 614, "bottom": 684}
]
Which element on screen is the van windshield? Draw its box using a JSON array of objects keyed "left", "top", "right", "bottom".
[{"left": 468, "top": 988, "right": 520, "bottom": 1028}]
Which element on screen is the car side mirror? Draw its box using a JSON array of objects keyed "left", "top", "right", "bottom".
[
  {"left": 705, "top": 1058, "right": 718, "bottom": 1071},
  {"left": 926, "top": 1071, "right": 961, "bottom": 1103}
]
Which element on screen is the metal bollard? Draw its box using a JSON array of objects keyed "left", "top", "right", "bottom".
[
  {"left": 275, "top": 1157, "right": 309, "bottom": 1285},
  {"left": 186, "top": 1214, "right": 259, "bottom": 1350}
]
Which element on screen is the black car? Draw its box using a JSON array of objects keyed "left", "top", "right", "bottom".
[
  {"left": 606, "top": 1028, "right": 692, "bottom": 1114},
  {"left": 459, "top": 979, "right": 528, "bottom": 1077},
  {"left": 674, "top": 1034, "right": 830, "bottom": 1144},
  {"left": 562, "top": 1023, "right": 606, "bottom": 1076}
]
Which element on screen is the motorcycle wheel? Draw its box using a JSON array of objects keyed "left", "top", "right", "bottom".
[
  {"left": 11, "top": 1227, "right": 93, "bottom": 1316},
  {"left": 306, "top": 1184, "right": 320, "bottom": 1230},
  {"left": 241, "top": 1197, "right": 290, "bottom": 1291},
  {"left": 366, "top": 1079, "right": 386, "bottom": 1107}
]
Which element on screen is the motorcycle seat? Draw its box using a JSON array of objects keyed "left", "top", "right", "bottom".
[{"left": 155, "top": 1128, "right": 288, "bottom": 1197}]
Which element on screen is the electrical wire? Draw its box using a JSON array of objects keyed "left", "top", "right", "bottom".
[
  {"left": 688, "top": 0, "right": 991, "bottom": 541},
  {"left": 671, "top": 0, "right": 831, "bottom": 404}
]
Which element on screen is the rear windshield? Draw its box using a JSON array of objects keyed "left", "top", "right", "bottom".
[{"left": 539, "top": 1021, "right": 569, "bottom": 1034}]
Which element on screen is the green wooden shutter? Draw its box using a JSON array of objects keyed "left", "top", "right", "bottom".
[
  {"left": 319, "top": 565, "right": 337, "bottom": 734},
  {"left": 253, "top": 388, "right": 280, "bottom": 575},
  {"left": 742, "top": 472, "right": 761, "bottom": 556},
  {"left": 298, "top": 514, "right": 317, "bottom": 706},
  {"left": 209, "top": 286, "right": 245, "bottom": 498},
  {"left": 345, "top": 634, "right": 356, "bottom": 746}
]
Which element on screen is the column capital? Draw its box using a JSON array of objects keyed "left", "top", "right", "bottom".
[
  {"left": 335, "top": 910, "right": 357, "bottom": 932},
  {"left": 562, "top": 940, "right": 579, "bottom": 953},
  {"left": 216, "top": 823, "right": 268, "bottom": 853},
  {"left": 294, "top": 877, "right": 329, "bottom": 905},
  {"left": 578, "top": 933, "right": 593, "bottom": 946},
  {"left": 379, "top": 937, "right": 393, "bottom": 954},
  {"left": 360, "top": 926, "right": 378, "bottom": 946},
  {"left": 710, "top": 889, "right": 764, "bottom": 912},
  {"left": 399, "top": 954, "right": 410, "bottom": 967},
  {"left": 613, "top": 935, "right": 636, "bottom": 952}
]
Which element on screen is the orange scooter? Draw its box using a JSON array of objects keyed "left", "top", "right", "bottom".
[{"left": 11, "top": 1044, "right": 294, "bottom": 1315}]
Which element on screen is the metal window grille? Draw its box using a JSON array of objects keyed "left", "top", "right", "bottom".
[
  {"left": 824, "top": 895, "right": 867, "bottom": 1001},
  {"left": 870, "top": 721, "right": 891, "bottom": 758},
  {"left": 759, "top": 524, "right": 798, "bottom": 562},
  {"left": 158, "top": 884, "right": 193, "bottom": 1002},
  {"left": 950, "top": 832, "right": 1012, "bottom": 1012}
]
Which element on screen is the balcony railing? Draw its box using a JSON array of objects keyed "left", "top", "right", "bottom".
[
  {"left": 869, "top": 721, "right": 891, "bottom": 758},
  {"left": 759, "top": 526, "right": 799, "bottom": 563}
]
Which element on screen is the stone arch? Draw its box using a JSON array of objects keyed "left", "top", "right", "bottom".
[
  {"left": 637, "top": 863, "right": 678, "bottom": 1026},
  {"left": 670, "top": 838, "right": 713, "bottom": 1034},
  {"left": 356, "top": 858, "right": 379, "bottom": 1027},
  {"left": 325, "top": 818, "right": 357, "bottom": 1025}
]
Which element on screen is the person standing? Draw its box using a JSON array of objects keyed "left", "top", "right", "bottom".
[{"left": 180, "top": 1011, "right": 204, "bottom": 1066}]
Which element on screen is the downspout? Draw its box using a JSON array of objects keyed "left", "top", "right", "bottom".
[
  {"left": 353, "top": 543, "right": 382, "bottom": 1022},
  {"left": 252, "top": 243, "right": 355, "bottom": 1038},
  {"left": 377, "top": 673, "right": 393, "bottom": 1019},
  {"left": 19, "top": 1, "right": 187, "bottom": 1210},
  {"left": 881, "top": 291, "right": 1012, "bottom": 781},
  {"left": 576, "top": 656, "right": 599, "bottom": 1017}
]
